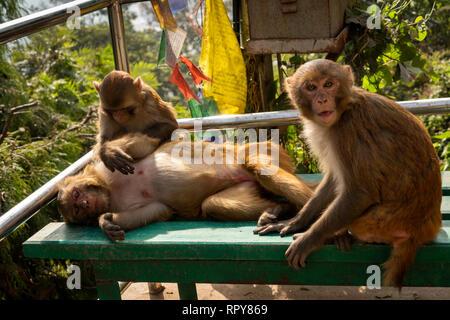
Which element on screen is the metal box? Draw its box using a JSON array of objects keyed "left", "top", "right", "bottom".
[{"left": 244, "top": 0, "right": 351, "bottom": 54}]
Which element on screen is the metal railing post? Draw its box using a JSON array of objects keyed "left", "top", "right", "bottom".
[{"left": 108, "top": 2, "right": 130, "bottom": 72}]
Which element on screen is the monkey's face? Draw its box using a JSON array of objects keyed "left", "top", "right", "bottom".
[
  {"left": 285, "top": 59, "right": 354, "bottom": 127},
  {"left": 300, "top": 77, "right": 340, "bottom": 126},
  {"left": 57, "top": 181, "right": 110, "bottom": 226},
  {"left": 102, "top": 104, "right": 137, "bottom": 125},
  {"left": 94, "top": 70, "right": 145, "bottom": 126}
]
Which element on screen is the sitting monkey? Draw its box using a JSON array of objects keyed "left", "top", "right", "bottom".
[{"left": 93, "top": 71, "right": 178, "bottom": 175}]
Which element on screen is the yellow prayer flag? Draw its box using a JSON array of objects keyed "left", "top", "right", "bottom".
[{"left": 199, "top": 0, "right": 247, "bottom": 114}]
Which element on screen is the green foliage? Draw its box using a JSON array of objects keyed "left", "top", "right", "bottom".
[
  {"left": 0, "top": 0, "right": 23, "bottom": 23},
  {"left": 281, "top": 125, "right": 319, "bottom": 174},
  {"left": 0, "top": 25, "right": 106, "bottom": 299},
  {"left": 342, "top": 1, "right": 433, "bottom": 93}
]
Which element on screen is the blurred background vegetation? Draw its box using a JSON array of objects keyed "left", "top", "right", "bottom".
[{"left": 0, "top": 0, "right": 448, "bottom": 299}]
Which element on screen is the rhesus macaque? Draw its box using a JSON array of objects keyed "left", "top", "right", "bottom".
[
  {"left": 254, "top": 59, "right": 442, "bottom": 288},
  {"left": 93, "top": 71, "right": 178, "bottom": 175},
  {"left": 57, "top": 133, "right": 315, "bottom": 241}
]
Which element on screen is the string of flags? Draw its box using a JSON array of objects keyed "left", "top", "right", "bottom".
[{"left": 150, "top": 0, "right": 212, "bottom": 109}]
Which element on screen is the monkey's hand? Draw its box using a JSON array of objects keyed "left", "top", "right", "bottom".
[
  {"left": 99, "top": 213, "right": 125, "bottom": 241},
  {"left": 285, "top": 232, "right": 319, "bottom": 269},
  {"left": 100, "top": 146, "right": 135, "bottom": 175}
]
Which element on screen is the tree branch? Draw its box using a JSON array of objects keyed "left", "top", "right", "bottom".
[{"left": 0, "top": 101, "right": 38, "bottom": 145}]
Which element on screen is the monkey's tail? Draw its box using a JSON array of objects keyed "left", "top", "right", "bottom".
[{"left": 382, "top": 238, "right": 420, "bottom": 289}]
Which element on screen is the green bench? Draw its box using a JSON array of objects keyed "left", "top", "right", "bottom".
[{"left": 23, "top": 173, "right": 450, "bottom": 299}]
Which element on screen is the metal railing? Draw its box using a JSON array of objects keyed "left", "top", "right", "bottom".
[{"left": 0, "top": 0, "right": 449, "bottom": 240}]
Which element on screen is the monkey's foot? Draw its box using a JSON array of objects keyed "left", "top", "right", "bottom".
[
  {"left": 253, "top": 220, "right": 290, "bottom": 235},
  {"left": 258, "top": 204, "right": 285, "bottom": 226},
  {"left": 285, "top": 232, "right": 315, "bottom": 269},
  {"left": 257, "top": 212, "right": 278, "bottom": 227},
  {"left": 333, "top": 231, "right": 353, "bottom": 252},
  {"left": 99, "top": 213, "right": 125, "bottom": 241}
]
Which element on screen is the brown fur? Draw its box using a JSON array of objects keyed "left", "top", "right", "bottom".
[
  {"left": 93, "top": 71, "right": 178, "bottom": 174},
  {"left": 57, "top": 134, "right": 315, "bottom": 240},
  {"left": 256, "top": 59, "right": 442, "bottom": 288}
]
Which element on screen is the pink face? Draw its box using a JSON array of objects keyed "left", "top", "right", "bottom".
[
  {"left": 301, "top": 78, "right": 340, "bottom": 126},
  {"left": 70, "top": 187, "right": 106, "bottom": 219}
]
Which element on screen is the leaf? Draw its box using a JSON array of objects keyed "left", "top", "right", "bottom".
[
  {"left": 398, "top": 62, "right": 414, "bottom": 82},
  {"left": 404, "top": 62, "right": 422, "bottom": 75},
  {"left": 433, "top": 131, "right": 450, "bottom": 140},
  {"left": 415, "top": 29, "right": 427, "bottom": 41},
  {"left": 414, "top": 16, "right": 424, "bottom": 23},
  {"left": 378, "top": 65, "right": 393, "bottom": 85},
  {"left": 362, "top": 75, "right": 377, "bottom": 92},
  {"left": 411, "top": 55, "right": 426, "bottom": 70},
  {"left": 399, "top": 43, "right": 418, "bottom": 61}
]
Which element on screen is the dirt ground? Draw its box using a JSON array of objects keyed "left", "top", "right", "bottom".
[{"left": 121, "top": 282, "right": 450, "bottom": 300}]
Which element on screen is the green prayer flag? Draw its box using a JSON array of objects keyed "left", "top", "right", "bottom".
[{"left": 157, "top": 29, "right": 166, "bottom": 67}]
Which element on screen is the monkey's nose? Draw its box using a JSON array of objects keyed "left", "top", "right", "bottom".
[
  {"left": 318, "top": 97, "right": 328, "bottom": 104},
  {"left": 81, "top": 200, "right": 89, "bottom": 208}
]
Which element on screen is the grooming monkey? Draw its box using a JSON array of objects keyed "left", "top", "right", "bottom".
[
  {"left": 93, "top": 71, "right": 178, "bottom": 175},
  {"left": 57, "top": 133, "right": 315, "bottom": 241},
  {"left": 255, "top": 59, "right": 442, "bottom": 288}
]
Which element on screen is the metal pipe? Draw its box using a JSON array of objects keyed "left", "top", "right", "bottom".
[
  {"left": 176, "top": 97, "right": 450, "bottom": 129},
  {"left": 1, "top": 97, "right": 448, "bottom": 240},
  {"left": 0, "top": 0, "right": 112, "bottom": 45},
  {"left": 108, "top": 2, "right": 130, "bottom": 72},
  {"left": 398, "top": 98, "right": 450, "bottom": 115},
  {"left": 177, "top": 109, "right": 301, "bottom": 129}
]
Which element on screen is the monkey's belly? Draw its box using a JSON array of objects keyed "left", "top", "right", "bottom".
[{"left": 97, "top": 161, "right": 157, "bottom": 212}]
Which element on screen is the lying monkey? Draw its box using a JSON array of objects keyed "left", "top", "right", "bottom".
[{"left": 57, "top": 133, "right": 315, "bottom": 240}]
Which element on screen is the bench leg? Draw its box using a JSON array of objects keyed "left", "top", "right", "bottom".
[
  {"left": 96, "top": 280, "right": 121, "bottom": 300},
  {"left": 178, "top": 283, "right": 198, "bottom": 300}
]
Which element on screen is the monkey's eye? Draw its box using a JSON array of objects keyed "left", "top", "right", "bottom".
[
  {"left": 324, "top": 81, "right": 333, "bottom": 88},
  {"left": 72, "top": 189, "right": 80, "bottom": 200},
  {"left": 306, "top": 84, "right": 317, "bottom": 91},
  {"left": 126, "top": 107, "right": 136, "bottom": 115},
  {"left": 74, "top": 206, "right": 79, "bottom": 216}
]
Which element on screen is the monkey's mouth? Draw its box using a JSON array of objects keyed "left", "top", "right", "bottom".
[
  {"left": 316, "top": 110, "right": 336, "bottom": 125},
  {"left": 318, "top": 110, "right": 334, "bottom": 118}
]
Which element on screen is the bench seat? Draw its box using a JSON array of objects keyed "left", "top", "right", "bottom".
[{"left": 22, "top": 172, "right": 450, "bottom": 299}]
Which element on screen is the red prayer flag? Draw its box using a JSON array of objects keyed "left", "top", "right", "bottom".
[
  {"left": 169, "top": 63, "right": 202, "bottom": 103},
  {"left": 179, "top": 55, "right": 212, "bottom": 85}
]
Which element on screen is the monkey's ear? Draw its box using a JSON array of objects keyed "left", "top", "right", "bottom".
[
  {"left": 133, "top": 76, "right": 143, "bottom": 91},
  {"left": 285, "top": 76, "right": 293, "bottom": 89},
  {"left": 343, "top": 65, "right": 354, "bottom": 87},
  {"left": 93, "top": 81, "right": 100, "bottom": 92}
]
